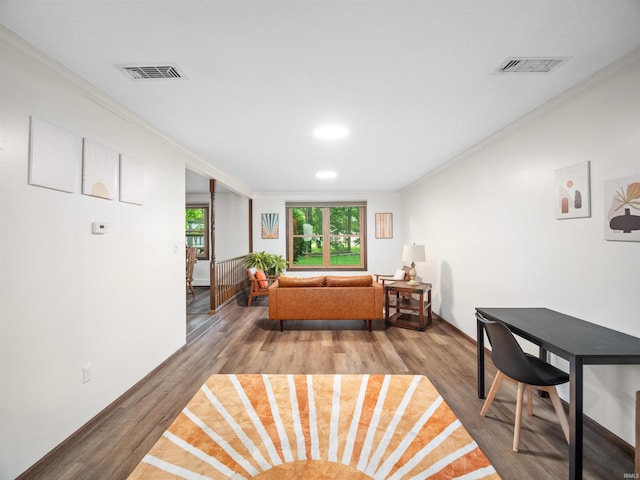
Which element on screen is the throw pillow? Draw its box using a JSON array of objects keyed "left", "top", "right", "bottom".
[
  {"left": 325, "top": 275, "right": 373, "bottom": 287},
  {"left": 255, "top": 269, "right": 268, "bottom": 288},
  {"left": 393, "top": 269, "right": 406, "bottom": 280}
]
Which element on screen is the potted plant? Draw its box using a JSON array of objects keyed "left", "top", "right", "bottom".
[
  {"left": 245, "top": 251, "right": 288, "bottom": 277},
  {"left": 269, "top": 254, "right": 288, "bottom": 276}
]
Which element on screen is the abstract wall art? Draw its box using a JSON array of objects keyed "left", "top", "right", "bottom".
[
  {"left": 82, "top": 138, "right": 118, "bottom": 200},
  {"left": 119, "top": 154, "right": 144, "bottom": 205},
  {"left": 28, "top": 116, "right": 80, "bottom": 193},
  {"left": 554, "top": 161, "right": 591, "bottom": 219},
  {"left": 375, "top": 213, "right": 393, "bottom": 238},
  {"left": 261, "top": 213, "right": 279, "bottom": 239},
  {"left": 604, "top": 175, "right": 640, "bottom": 241}
]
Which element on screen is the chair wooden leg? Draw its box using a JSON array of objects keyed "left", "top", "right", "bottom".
[
  {"left": 526, "top": 386, "right": 534, "bottom": 416},
  {"left": 481, "top": 371, "right": 505, "bottom": 416},
  {"left": 513, "top": 382, "right": 526, "bottom": 452},
  {"left": 546, "top": 386, "right": 570, "bottom": 444},
  {"left": 247, "top": 293, "right": 253, "bottom": 307}
]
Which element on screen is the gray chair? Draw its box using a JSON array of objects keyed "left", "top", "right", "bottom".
[{"left": 477, "top": 312, "right": 570, "bottom": 452}]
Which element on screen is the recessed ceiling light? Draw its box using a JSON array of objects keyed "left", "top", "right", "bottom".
[
  {"left": 313, "top": 124, "right": 349, "bottom": 140},
  {"left": 316, "top": 171, "right": 337, "bottom": 179}
]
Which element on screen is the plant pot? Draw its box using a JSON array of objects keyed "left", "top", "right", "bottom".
[{"left": 609, "top": 208, "right": 640, "bottom": 233}]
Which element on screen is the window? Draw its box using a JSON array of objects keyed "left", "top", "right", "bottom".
[
  {"left": 186, "top": 204, "right": 209, "bottom": 260},
  {"left": 286, "top": 202, "right": 367, "bottom": 270}
]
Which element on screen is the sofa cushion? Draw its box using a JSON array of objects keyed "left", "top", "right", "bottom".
[
  {"left": 278, "top": 276, "right": 326, "bottom": 288},
  {"left": 325, "top": 275, "right": 372, "bottom": 287}
]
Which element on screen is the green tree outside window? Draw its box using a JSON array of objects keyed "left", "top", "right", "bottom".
[
  {"left": 186, "top": 205, "right": 209, "bottom": 260},
  {"left": 287, "top": 203, "right": 366, "bottom": 270}
]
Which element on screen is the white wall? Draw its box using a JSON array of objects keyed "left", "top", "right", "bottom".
[
  {"left": 252, "top": 192, "right": 403, "bottom": 276},
  {"left": 0, "top": 31, "right": 188, "bottom": 478},
  {"left": 186, "top": 191, "right": 250, "bottom": 286},
  {"left": 216, "top": 192, "right": 250, "bottom": 263},
  {"left": 401, "top": 48, "right": 640, "bottom": 445}
]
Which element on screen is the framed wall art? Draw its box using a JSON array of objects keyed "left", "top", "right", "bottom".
[
  {"left": 554, "top": 161, "right": 591, "bottom": 219},
  {"left": 28, "top": 116, "right": 79, "bottom": 193},
  {"left": 604, "top": 175, "right": 640, "bottom": 241},
  {"left": 261, "top": 213, "right": 279, "bottom": 239},
  {"left": 119, "top": 154, "right": 144, "bottom": 205},
  {"left": 82, "top": 138, "right": 118, "bottom": 200},
  {"left": 375, "top": 213, "right": 393, "bottom": 239}
]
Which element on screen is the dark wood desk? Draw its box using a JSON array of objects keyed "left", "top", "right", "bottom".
[{"left": 476, "top": 307, "right": 640, "bottom": 480}]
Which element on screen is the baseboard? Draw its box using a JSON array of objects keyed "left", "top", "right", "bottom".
[{"left": 434, "top": 313, "right": 635, "bottom": 458}]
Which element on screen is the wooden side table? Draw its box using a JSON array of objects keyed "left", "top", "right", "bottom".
[{"left": 384, "top": 281, "right": 432, "bottom": 331}]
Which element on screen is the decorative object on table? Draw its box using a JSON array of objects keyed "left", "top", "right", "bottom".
[
  {"left": 375, "top": 212, "right": 393, "bottom": 238},
  {"left": 119, "top": 154, "right": 144, "bottom": 205},
  {"left": 476, "top": 313, "right": 569, "bottom": 452},
  {"left": 127, "top": 374, "right": 498, "bottom": 480},
  {"left": 82, "top": 138, "right": 118, "bottom": 200},
  {"left": 554, "top": 161, "right": 591, "bottom": 219},
  {"left": 28, "top": 116, "right": 80, "bottom": 193},
  {"left": 402, "top": 244, "right": 425, "bottom": 286},
  {"left": 604, "top": 176, "right": 640, "bottom": 241},
  {"left": 261, "top": 213, "right": 279, "bottom": 239}
]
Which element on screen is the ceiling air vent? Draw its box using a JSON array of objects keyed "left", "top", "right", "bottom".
[
  {"left": 497, "top": 57, "right": 567, "bottom": 74},
  {"left": 120, "top": 64, "right": 184, "bottom": 80}
]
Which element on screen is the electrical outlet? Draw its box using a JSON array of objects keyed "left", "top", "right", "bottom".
[{"left": 82, "top": 364, "right": 92, "bottom": 384}]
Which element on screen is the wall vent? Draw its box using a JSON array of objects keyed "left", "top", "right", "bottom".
[
  {"left": 497, "top": 57, "right": 567, "bottom": 73},
  {"left": 120, "top": 64, "right": 184, "bottom": 80}
]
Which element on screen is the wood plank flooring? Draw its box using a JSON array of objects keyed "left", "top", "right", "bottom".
[
  {"left": 19, "top": 292, "right": 634, "bottom": 479},
  {"left": 186, "top": 287, "right": 217, "bottom": 343}
]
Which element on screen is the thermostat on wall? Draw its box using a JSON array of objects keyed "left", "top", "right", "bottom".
[{"left": 91, "top": 222, "right": 108, "bottom": 234}]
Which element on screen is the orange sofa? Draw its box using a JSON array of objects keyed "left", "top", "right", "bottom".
[{"left": 268, "top": 275, "right": 384, "bottom": 331}]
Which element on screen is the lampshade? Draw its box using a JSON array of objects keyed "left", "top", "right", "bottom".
[{"left": 402, "top": 244, "right": 425, "bottom": 263}]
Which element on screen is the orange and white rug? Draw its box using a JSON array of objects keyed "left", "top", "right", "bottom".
[{"left": 128, "top": 374, "right": 499, "bottom": 479}]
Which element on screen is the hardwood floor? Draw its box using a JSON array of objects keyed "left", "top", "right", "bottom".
[
  {"left": 186, "top": 287, "right": 217, "bottom": 343},
  {"left": 19, "top": 294, "right": 633, "bottom": 479}
]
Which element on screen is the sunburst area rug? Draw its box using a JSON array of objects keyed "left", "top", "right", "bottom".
[{"left": 128, "top": 374, "right": 500, "bottom": 479}]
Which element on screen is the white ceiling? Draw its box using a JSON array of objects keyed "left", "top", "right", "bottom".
[{"left": 3, "top": 1, "right": 640, "bottom": 195}]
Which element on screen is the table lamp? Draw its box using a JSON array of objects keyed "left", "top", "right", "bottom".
[{"left": 402, "top": 244, "right": 425, "bottom": 286}]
